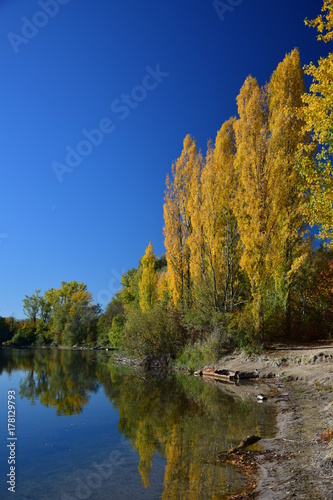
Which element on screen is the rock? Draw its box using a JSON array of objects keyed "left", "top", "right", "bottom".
[
  {"left": 257, "top": 394, "right": 267, "bottom": 401},
  {"left": 235, "top": 370, "right": 260, "bottom": 379}
]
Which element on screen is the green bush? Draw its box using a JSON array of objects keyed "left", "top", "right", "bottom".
[
  {"left": 123, "top": 304, "right": 185, "bottom": 364},
  {"left": 175, "top": 341, "right": 213, "bottom": 372},
  {"left": 226, "top": 304, "right": 256, "bottom": 348},
  {"left": 175, "top": 329, "right": 230, "bottom": 372},
  {"left": 35, "top": 322, "right": 50, "bottom": 346},
  {"left": 8, "top": 324, "right": 36, "bottom": 346}
]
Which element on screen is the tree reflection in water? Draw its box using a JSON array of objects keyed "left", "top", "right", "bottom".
[
  {"left": 101, "top": 365, "right": 276, "bottom": 498},
  {"left": 2, "top": 349, "right": 276, "bottom": 498},
  {"left": 16, "top": 349, "right": 99, "bottom": 415}
]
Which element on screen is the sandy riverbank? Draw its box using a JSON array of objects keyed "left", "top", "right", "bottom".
[{"left": 207, "top": 343, "right": 333, "bottom": 499}]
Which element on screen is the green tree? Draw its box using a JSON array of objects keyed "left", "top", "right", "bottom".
[
  {"left": 121, "top": 267, "right": 142, "bottom": 311},
  {"left": 97, "top": 291, "right": 125, "bottom": 344},
  {"left": 23, "top": 289, "right": 42, "bottom": 325},
  {"left": 0, "top": 317, "right": 13, "bottom": 344},
  {"left": 44, "top": 281, "right": 98, "bottom": 345}
]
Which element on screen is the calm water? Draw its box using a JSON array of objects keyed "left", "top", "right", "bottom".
[{"left": 0, "top": 348, "right": 277, "bottom": 499}]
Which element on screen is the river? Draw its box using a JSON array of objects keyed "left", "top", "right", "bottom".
[{"left": 0, "top": 348, "right": 277, "bottom": 499}]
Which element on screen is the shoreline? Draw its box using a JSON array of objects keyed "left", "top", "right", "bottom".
[{"left": 208, "top": 345, "right": 333, "bottom": 499}]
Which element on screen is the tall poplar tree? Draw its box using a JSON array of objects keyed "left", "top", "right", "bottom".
[
  {"left": 190, "top": 118, "right": 241, "bottom": 312},
  {"left": 163, "top": 135, "right": 202, "bottom": 311},
  {"left": 139, "top": 242, "right": 157, "bottom": 312},
  {"left": 234, "top": 76, "right": 276, "bottom": 339},
  {"left": 268, "top": 48, "right": 309, "bottom": 334}
]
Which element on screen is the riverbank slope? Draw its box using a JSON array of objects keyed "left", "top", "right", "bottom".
[{"left": 208, "top": 343, "right": 333, "bottom": 499}]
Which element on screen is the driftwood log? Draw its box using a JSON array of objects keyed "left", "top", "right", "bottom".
[
  {"left": 195, "top": 368, "right": 259, "bottom": 381},
  {"left": 228, "top": 435, "right": 261, "bottom": 454}
]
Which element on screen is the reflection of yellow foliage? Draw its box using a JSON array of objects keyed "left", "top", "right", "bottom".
[
  {"left": 163, "top": 422, "right": 221, "bottom": 500},
  {"left": 106, "top": 370, "right": 278, "bottom": 499},
  {"left": 40, "top": 391, "right": 88, "bottom": 415},
  {"left": 136, "top": 421, "right": 156, "bottom": 488},
  {"left": 163, "top": 424, "right": 183, "bottom": 498},
  {"left": 12, "top": 350, "right": 278, "bottom": 497},
  {"left": 18, "top": 349, "right": 97, "bottom": 416}
]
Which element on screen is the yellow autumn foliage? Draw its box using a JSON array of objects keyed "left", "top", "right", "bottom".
[
  {"left": 301, "top": 0, "right": 333, "bottom": 238},
  {"left": 139, "top": 242, "right": 157, "bottom": 312}
]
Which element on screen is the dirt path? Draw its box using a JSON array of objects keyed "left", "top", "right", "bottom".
[{"left": 212, "top": 344, "right": 333, "bottom": 499}]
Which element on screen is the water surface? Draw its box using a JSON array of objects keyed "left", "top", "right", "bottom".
[{"left": 0, "top": 348, "right": 276, "bottom": 499}]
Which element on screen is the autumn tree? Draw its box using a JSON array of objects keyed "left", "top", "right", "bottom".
[
  {"left": 139, "top": 242, "right": 158, "bottom": 312},
  {"left": 44, "top": 281, "right": 98, "bottom": 345},
  {"left": 163, "top": 135, "right": 202, "bottom": 312},
  {"left": 234, "top": 76, "right": 277, "bottom": 340},
  {"left": 291, "top": 241, "right": 333, "bottom": 338},
  {"left": 268, "top": 48, "right": 309, "bottom": 335},
  {"left": 300, "top": 0, "right": 333, "bottom": 239},
  {"left": 188, "top": 118, "right": 243, "bottom": 314},
  {"left": 156, "top": 270, "right": 169, "bottom": 304}
]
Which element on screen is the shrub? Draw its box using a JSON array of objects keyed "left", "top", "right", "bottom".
[
  {"left": 175, "top": 338, "right": 217, "bottom": 372},
  {"left": 123, "top": 304, "right": 185, "bottom": 364},
  {"left": 8, "top": 325, "right": 35, "bottom": 346}
]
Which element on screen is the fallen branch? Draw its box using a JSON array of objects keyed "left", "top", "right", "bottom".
[{"left": 228, "top": 435, "right": 261, "bottom": 454}]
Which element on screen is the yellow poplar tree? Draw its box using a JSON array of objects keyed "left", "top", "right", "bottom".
[
  {"left": 234, "top": 76, "right": 276, "bottom": 339},
  {"left": 300, "top": 0, "right": 333, "bottom": 238},
  {"left": 163, "top": 135, "right": 202, "bottom": 311},
  {"left": 139, "top": 242, "right": 157, "bottom": 312},
  {"left": 156, "top": 270, "right": 169, "bottom": 304},
  {"left": 190, "top": 118, "right": 241, "bottom": 312},
  {"left": 268, "top": 48, "right": 309, "bottom": 333}
]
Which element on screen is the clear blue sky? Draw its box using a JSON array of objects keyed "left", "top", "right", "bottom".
[{"left": 0, "top": 0, "right": 328, "bottom": 318}]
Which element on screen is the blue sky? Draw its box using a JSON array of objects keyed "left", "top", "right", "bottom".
[{"left": 0, "top": 0, "right": 328, "bottom": 318}]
